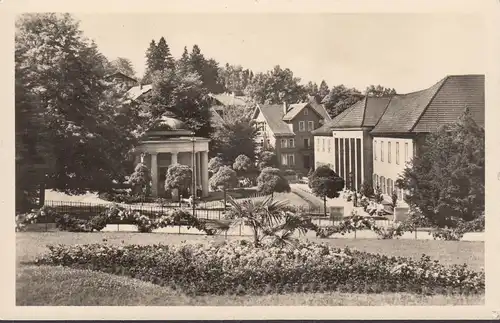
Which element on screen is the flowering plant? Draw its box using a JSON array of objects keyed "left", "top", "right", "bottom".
[{"left": 35, "top": 240, "right": 484, "bottom": 296}]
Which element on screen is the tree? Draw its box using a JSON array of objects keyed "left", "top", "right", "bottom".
[
  {"left": 227, "top": 195, "right": 315, "bottom": 247},
  {"left": 211, "top": 104, "right": 257, "bottom": 163},
  {"left": 257, "top": 150, "right": 279, "bottom": 170},
  {"left": 309, "top": 165, "right": 345, "bottom": 218},
  {"left": 365, "top": 85, "right": 397, "bottom": 97},
  {"left": 232, "top": 154, "right": 254, "bottom": 178},
  {"left": 143, "top": 37, "right": 175, "bottom": 83},
  {"left": 257, "top": 167, "right": 291, "bottom": 198},
  {"left": 165, "top": 164, "right": 193, "bottom": 205},
  {"left": 108, "top": 57, "right": 136, "bottom": 78},
  {"left": 209, "top": 166, "right": 238, "bottom": 208},
  {"left": 318, "top": 80, "right": 330, "bottom": 101},
  {"left": 208, "top": 156, "right": 224, "bottom": 176},
  {"left": 15, "top": 13, "right": 142, "bottom": 206},
  {"left": 127, "top": 162, "right": 152, "bottom": 201},
  {"left": 244, "top": 65, "right": 307, "bottom": 104},
  {"left": 141, "top": 69, "right": 213, "bottom": 138},
  {"left": 322, "top": 85, "right": 364, "bottom": 118},
  {"left": 396, "top": 108, "right": 484, "bottom": 228},
  {"left": 176, "top": 46, "right": 190, "bottom": 75}
]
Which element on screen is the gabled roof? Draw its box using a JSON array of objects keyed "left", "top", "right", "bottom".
[
  {"left": 105, "top": 72, "right": 138, "bottom": 83},
  {"left": 253, "top": 104, "right": 295, "bottom": 136},
  {"left": 371, "top": 75, "right": 484, "bottom": 135},
  {"left": 282, "top": 97, "right": 331, "bottom": 122},
  {"left": 209, "top": 93, "right": 250, "bottom": 107},
  {"left": 126, "top": 84, "right": 153, "bottom": 101},
  {"left": 311, "top": 97, "right": 391, "bottom": 136}
]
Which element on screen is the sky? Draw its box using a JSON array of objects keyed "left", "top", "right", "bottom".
[{"left": 74, "top": 13, "right": 486, "bottom": 93}]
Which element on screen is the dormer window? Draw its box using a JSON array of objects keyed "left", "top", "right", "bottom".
[{"left": 304, "top": 109, "right": 308, "bottom": 116}]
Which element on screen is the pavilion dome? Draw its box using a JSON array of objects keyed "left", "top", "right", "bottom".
[{"left": 151, "top": 112, "right": 187, "bottom": 131}]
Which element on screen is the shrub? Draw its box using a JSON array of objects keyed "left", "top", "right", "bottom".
[
  {"left": 432, "top": 228, "right": 465, "bottom": 241},
  {"left": 54, "top": 214, "right": 88, "bottom": 232},
  {"left": 360, "top": 181, "right": 374, "bottom": 197},
  {"left": 87, "top": 214, "right": 108, "bottom": 232},
  {"left": 35, "top": 240, "right": 485, "bottom": 296},
  {"left": 283, "top": 169, "right": 296, "bottom": 176}
]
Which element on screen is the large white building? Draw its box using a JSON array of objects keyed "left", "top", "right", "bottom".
[
  {"left": 313, "top": 74, "right": 485, "bottom": 203},
  {"left": 312, "top": 97, "right": 391, "bottom": 192}
]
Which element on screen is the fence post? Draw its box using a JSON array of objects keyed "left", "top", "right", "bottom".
[
  {"left": 239, "top": 223, "right": 242, "bottom": 236},
  {"left": 415, "top": 225, "right": 417, "bottom": 239}
]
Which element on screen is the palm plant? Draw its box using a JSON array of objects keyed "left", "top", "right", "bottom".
[{"left": 226, "top": 195, "right": 316, "bottom": 248}]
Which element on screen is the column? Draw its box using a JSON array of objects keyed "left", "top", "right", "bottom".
[
  {"left": 361, "top": 137, "right": 364, "bottom": 187},
  {"left": 201, "top": 151, "right": 209, "bottom": 197},
  {"left": 171, "top": 152, "right": 178, "bottom": 165},
  {"left": 196, "top": 152, "right": 202, "bottom": 188},
  {"left": 332, "top": 136, "right": 336, "bottom": 172},
  {"left": 354, "top": 138, "right": 358, "bottom": 192},
  {"left": 170, "top": 152, "right": 179, "bottom": 201},
  {"left": 150, "top": 153, "right": 158, "bottom": 197}
]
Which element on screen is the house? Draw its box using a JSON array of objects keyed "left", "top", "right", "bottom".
[
  {"left": 104, "top": 72, "right": 139, "bottom": 89},
  {"left": 370, "top": 74, "right": 485, "bottom": 202},
  {"left": 208, "top": 92, "right": 251, "bottom": 119},
  {"left": 252, "top": 98, "right": 331, "bottom": 175},
  {"left": 312, "top": 96, "right": 392, "bottom": 192}
]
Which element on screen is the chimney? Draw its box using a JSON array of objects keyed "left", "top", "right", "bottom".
[
  {"left": 283, "top": 102, "right": 288, "bottom": 114},
  {"left": 140, "top": 83, "right": 143, "bottom": 90}
]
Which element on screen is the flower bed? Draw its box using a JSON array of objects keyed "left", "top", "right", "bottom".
[
  {"left": 34, "top": 240, "right": 484, "bottom": 296},
  {"left": 16, "top": 204, "right": 226, "bottom": 235}
]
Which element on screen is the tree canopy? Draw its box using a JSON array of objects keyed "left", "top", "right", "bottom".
[
  {"left": 396, "top": 109, "right": 484, "bottom": 227},
  {"left": 127, "top": 162, "right": 152, "bottom": 198},
  {"left": 164, "top": 164, "right": 193, "bottom": 193},
  {"left": 232, "top": 154, "right": 254, "bottom": 177},
  {"left": 15, "top": 13, "right": 142, "bottom": 208},
  {"left": 308, "top": 165, "right": 345, "bottom": 216},
  {"left": 257, "top": 167, "right": 291, "bottom": 197},
  {"left": 208, "top": 156, "right": 224, "bottom": 175},
  {"left": 257, "top": 150, "right": 279, "bottom": 170}
]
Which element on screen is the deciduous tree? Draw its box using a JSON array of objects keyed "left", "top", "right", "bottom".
[
  {"left": 209, "top": 166, "right": 238, "bottom": 208},
  {"left": 127, "top": 162, "right": 152, "bottom": 201},
  {"left": 165, "top": 164, "right": 193, "bottom": 205},
  {"left": 208, "top": 156, "right": 224, "bottom": 175},
  {"left": 309, "top": 165, "right": 344, "bottom": 218},
  {"left": 396, "top": 108, "right": 484, "bottom": 227},
  {"left": 257, "top": 167, "right": 291, "bottom": 198},
  {"left": 257, "top": 150, "right": 279, "bottom": 170},
  {"left": 15, "top": 13, "right": 142, "bottom": 209}
]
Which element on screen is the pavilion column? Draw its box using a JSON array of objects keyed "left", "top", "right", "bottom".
[
  {"left": 171, "top": 152, "right": 178, "bottom": 165},
  {"left": 150, "top": 152, "right": 158, "bottom": 197},
  {"left": 332, "top": 136, "right": 336, "bottom": 172},
  {"left": 170, "top": 152, "right": 179, "bottom": 200},
  {"left": 201, "top": 151, "right": 209, "bottom": 197},
  {"left": 196, "top": 152, "right": 202, "bottom": 188}
]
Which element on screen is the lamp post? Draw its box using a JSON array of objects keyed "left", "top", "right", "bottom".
[{"left": 191, "top": 131, "right": 196, "bottom": 217}]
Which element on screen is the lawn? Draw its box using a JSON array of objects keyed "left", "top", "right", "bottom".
[
  {"left": 17, "top": 265, "right": 484, "bottom": 306},
  {"left": 16, "top": 231, "right": 484, "bottom": 306}
]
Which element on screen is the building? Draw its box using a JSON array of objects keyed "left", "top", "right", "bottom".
[
  {"left": 370, "top": 74, "right": 485, "bottom": 201},
  {"left": 134, "top": 114, "right": 210, "bottom": 198},
  {"left": 208, "top": 92, "right": 251, "bottom": 119},
  {"left": 104, "top": 72, "right": 139, "bottom": 89},
  {"left": 312, "top": 97, "right": 391, "bottom": 191},
  {"left": 252, "top": 98, "right": 331, "bottom": 174}
]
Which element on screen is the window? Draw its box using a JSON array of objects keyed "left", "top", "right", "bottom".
[
  {"left": 387, "top": 179, "right": 391, "bottom": 195},
  {"left": 328, "top": 139, "right": 332, "bottom": 152},
  {"left": 380, "top": 176, "right": 385, "bottom": 194},
  {"left": 281, "top": 153, "right": 295, "bottom": 166},
  {"left": 404, "top": 142, "right": 409, "bottom": 162},
  {"left": 374, "top": 141, "right": 377, "bottom": 160},
  {"left": 281, "top": 139, "right": 287, "bottom": 148},
  {"left": 304, "top": 138, "right": 310, "bottom": 149},
  {"left": 322, "top": 138, "right": 325, "bottom": 152},
  {"left": 289, "top": 138, "right": 295, "bottom": 148},
  {"left": 388, "top": 141, "right": 391, "bottom": 163},
  {"left": 304, "top": 108, "right": 308, "bottom": 116},
  {"left": 396, "top": 142, "right": 400, "bottom": 165},
  {"left": 299, "top": 121, "right": 305, "bottom": 132},
  {"left": 307, "top": 121, "right": 314, "bottom": 131},
  {"left": 381, "top": 141, "right": 384, "bottom": 162}
]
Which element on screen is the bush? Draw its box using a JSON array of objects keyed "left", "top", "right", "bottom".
[
  {"left": 283, "top": 169, "right": 296, "bottom": 176},
  {"left": 35, "top": 240, "right": 485, "bottom": 296},
  {"left": 54, "top": 214, "right": 88, "bottom": 232}
]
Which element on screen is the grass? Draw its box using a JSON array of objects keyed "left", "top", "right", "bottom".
[
  {"left": 17, "top": 265, "right": 484, "bottom": 306},
  {"left": 16, "top": 231, "right": 484, "bottom": 271}
]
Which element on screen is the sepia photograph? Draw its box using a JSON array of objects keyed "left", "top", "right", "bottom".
[{"left": 9, "top": 0, "right": 493, "bottom": 315}]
